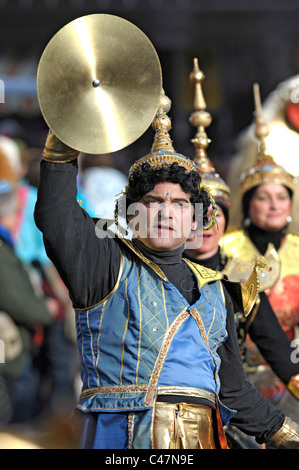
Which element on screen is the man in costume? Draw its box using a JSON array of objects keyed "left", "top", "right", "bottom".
[{"left": 34, "top": 88, "right": 299, "bottom": 449}]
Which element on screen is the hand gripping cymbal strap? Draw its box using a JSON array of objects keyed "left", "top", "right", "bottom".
[{"left": 43, "top": 130, "right": 79, "bottom": 163}]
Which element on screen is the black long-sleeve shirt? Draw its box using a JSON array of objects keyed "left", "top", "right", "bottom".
[{"left": 34, "top": 159, "right": 285, "bottom": 443}]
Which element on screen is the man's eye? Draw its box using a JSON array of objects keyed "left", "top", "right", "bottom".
[
  {"left": 144, "top": 200, "right": 159, "bottom": 206},
  {"left": 173, "top": 202, "right": 189, "bottom": 208}
]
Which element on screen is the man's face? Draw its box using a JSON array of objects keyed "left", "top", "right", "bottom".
[{"left": 130, "top": 182, "right": 197, "bottom": 251}]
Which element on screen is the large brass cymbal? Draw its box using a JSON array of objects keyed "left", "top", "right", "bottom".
[{"left": 37, "top": 14, "right": 162, "bottom": 154}]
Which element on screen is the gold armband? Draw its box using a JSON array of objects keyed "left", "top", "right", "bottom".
[
  {"left": 287, "top": 374, "right": 299, "bottom": 400},
  {"left": 43, "top": 130, "right": 79, "bottom": 163}
]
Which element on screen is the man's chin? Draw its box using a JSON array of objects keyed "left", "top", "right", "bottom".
[{"left": 138, "top": 237, "right": 184, "bottom": 252}]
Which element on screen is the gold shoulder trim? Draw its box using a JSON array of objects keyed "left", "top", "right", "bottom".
[
  {"left": 220, "top": 226, "right": 281, "bottom": 290},
  {"left": 223, "top": 257, "right": 253, "bottom": 283},
  {"left": 183, "top": 258, "right": 223, "bottom": 289},
  {"left": 220, "top": 228, "right": 259, "bottom": 263},
  {"left": 74, "top": 250, "right": 124, "bottom": 312},
  {"left": 223, "top": 248, "right": 280, "bottom": 292}
]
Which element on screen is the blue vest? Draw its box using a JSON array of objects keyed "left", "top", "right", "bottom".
[{"left": 75, "top": 239, "right": 236, "bottom": 448}]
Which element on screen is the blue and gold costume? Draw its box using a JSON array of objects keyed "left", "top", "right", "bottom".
[{"left": 75, "top": 239, "right": 236, "bottom": 447}]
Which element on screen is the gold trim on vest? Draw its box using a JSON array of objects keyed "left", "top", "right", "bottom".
[
  {"left": 80, "top": 384, "right": 149, "bottom": 399},
  {"left": 145, "top": 308, "right": 190, "bottom": 406}
]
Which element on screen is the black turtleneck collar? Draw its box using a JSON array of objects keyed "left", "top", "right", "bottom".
[
  {"left": 131, "top": 239, "right": 199, "bottom": 305},
  {"left": 132, "top": 238, "right": 185, "bottom": 266},
  {"left": 247, "top": 223, "right": 284, "bottom": 255}
]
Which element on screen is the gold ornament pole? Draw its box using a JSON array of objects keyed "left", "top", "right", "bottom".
[
  {"left": 253, "top": 83, "right": 272, "bottom": 161},
  {"left": 189, "top": 58, "right": 214, "bottom": 173},
  {"left": 188, "top": 58, "right": 218, "bottom": 230},
  {"left": 151, "top": 90, "right": 175, "bottom": 154}
]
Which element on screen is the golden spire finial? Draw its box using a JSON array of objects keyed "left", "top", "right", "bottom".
[
  {"left": 253, "top": 82, "right": 273, "bottom": 162},
  {"left": 189, "top": 58, "right": 214, "bottom": 172},
  {"left": 150, "top": 89, "right": 175, "bottom": 154},
  {"left": 188, "top": 58, "right": 230, "bottom": 206},
  {"left": 127, "top": 89, "right": 199, "bottom": 180}
]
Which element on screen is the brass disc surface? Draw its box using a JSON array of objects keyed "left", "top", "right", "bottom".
[{"left": 37, "top": 14, "right": 162, "bottom": 154}]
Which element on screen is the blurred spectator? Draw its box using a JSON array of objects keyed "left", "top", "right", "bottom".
[
  {"left": 12, "top": 146, "right": 79, "bottom": 421},
  {"left": 0, "top": 177, "right": 54, "bottom": 424},
  {"left": 14, "top": 147, "right": 54, "bottom": 265},
  {"left": 0, "top": 134, "right": 23, "bottom": 184},
  {"left": 77, "top": 153, "right": 127, "bottom": 219}
]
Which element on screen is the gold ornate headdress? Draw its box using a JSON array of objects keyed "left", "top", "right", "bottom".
[
  {"left": 189, "top": 58, "right": 231, "bottom": 209},
  {"left": 128, "top": 90, "right": 198, "bottom": 179},
  {"left": 115, "top": 89, "right": 217, "bottom": 231},
  {"left": 240, "top": 83, "right": 297, "bottom": 196}
]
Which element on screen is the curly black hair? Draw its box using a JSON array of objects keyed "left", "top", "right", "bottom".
[{"left": 121, "top": 162, "right": 211, "bottom": 226}]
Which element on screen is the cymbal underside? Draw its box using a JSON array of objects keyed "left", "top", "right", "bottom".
[{"left": 37, "top": 14, "right": 162, "bottom": 154}]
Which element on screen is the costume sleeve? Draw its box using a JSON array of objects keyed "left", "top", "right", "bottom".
[
  {"left": 248, "top": 292, "right": 299, "bottom": 383},
  {"left": 218, "top": 285, "right": 285, "bottom": 443},
  {"left": 34, "top": 160, "right": 121, "bottom": 309}
]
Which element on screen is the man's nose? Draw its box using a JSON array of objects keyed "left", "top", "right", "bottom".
[{"left": 158, "top": 202, "right": 173, "bottom": 218}]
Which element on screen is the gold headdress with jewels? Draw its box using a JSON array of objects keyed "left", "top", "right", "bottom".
[
  {"left": 128, "top": 90, "right": 199, "bottom": 178},
  {"left": 240, "top": 83, "right": 297, "bottom": 196},
  {"left": 189, "top": 58, "right": 231, "bottom": 209},
  {"left": 117, "top": 89, "right": 217, "bottom": 230}
]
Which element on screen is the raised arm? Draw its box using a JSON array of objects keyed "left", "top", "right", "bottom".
[{"left": 34, "top": 131, "right": 121, "bottom": 309}]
